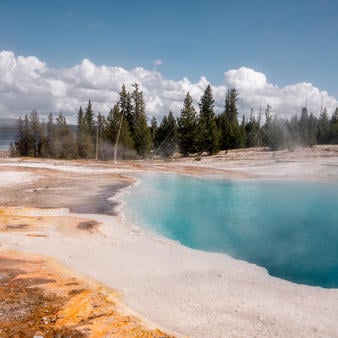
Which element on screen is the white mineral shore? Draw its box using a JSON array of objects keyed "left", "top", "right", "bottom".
[
  {"left": 1, "top": 146, "right": 338, "bottom": 337},
  {"left": 0, "top": 170, "right": 39, "bottom": 186}
]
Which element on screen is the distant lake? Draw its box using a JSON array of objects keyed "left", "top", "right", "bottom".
[
  {"left": 0, "top": 139, "right": 13, "bottom": 151},
  {"left": 122, "top": 173, "right": 338, "bottom": 288},
  {"left": 0, "top": 128, "right": 16, "bottom": 151}
]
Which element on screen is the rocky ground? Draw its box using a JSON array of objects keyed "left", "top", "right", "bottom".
[{"left": 0, "top": 251, "right": 172, "bottom": 337}]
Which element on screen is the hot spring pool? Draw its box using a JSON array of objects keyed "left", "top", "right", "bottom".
[{"left": 121, "top": 173, "right": 338, "bottom": 288}]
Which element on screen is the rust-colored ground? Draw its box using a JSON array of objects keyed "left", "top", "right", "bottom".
[
  {"left": 0, "top": 204, "right": 174, "bottom": 337},
  {"left": 0, "top": 207, "right": 100, "bottom": 237},
  {"left": 0, "top": 250, "right": 173, "bottom": 338}
]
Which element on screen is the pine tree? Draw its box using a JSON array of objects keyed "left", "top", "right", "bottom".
[
  {"left": 104, "top": 106, "right": 119, "bottom": 143},
  {"left": 288, "top": 114, "right": 299, "bottom": 147},
  {"left": 23, "top": 115, "right": 34, "bottom": 156},
  {"left": 14, "top": 116, "right": 25, "bottom": 156},
  {"left": 150, "top": 116, "right": 158, "bottom": 150},
  {"left": 84, "top": 99, "right": 95, "bottom": 137},
  {"left": 308, "top": 113, "right": 318, "bottom": 146},
  {"left": 330, "top": 107, "right": 338, "bottom": 143},
  {"left": 119, "top": 84, "right": 134, "bottom": 135},
  {"left": 77, "top": 106, "right": 85, "bottom": 132},
  {"left": 219, "top": 88, "right": 241, "bottom": 150},
  {"left": 177, "top": 92, "right": 198, "bottom": 156},
  {"left": 104, "top": 103, "right": 134, "bottom": 160},
  {"left": 245, "top": 109, "right": 261, "bottom": 147},
  {"left": 239, "top": 115, "right": 247, "bottom": 148},
  {"left": 96, "top": 113, "right": 105, "bottom": 160},
  {"left": 46, "top": 113, "right": 57, "bottom": 158},
  {"left": 77, "top": 103, "right": 95, "bottom": 159},
  {"left": 197, "top": 85, "right": 220, "bottom": 155},
  {"left": 30, "top": 110, "right": 43, "bottom": 157},
  {"left": 77, "top": 106, "right": 88, "bottom": 158},
  {"left": 156, "top": 111, "right": 178, "bottom": 157},
  {"left": 55, "top": 113, "right": 77, "bottom": 158},
  {"left": 317, "top": 108, "right": 330, "bottom": 144},
  {"left": 14, "top": 112, "right": 46, "bottom": 157},
  {"left": 299, "top": 107, "right": 310, "bottom": 145},
  {"left": 262, "top": 104, "right": 273, "bottom": 147},
  {"left": 131, "top": 83, "right": 151, "bottom": 157}
]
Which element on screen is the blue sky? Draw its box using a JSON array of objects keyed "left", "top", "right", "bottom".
[{"left": 0, "top": 0, "right": 337, "bottom": 120}]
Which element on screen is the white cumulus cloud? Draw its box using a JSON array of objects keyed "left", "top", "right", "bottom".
[
  {"left": 223, "top": 67, "right": 337, "bottom": 119},
  {"left": 225, "top": 66, "right": 268, "bottom": 91},
  {"left": 0, "top": 50, "right": 336, "bottom": 124}
]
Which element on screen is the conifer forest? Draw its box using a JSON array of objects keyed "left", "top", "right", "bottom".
[{"left": 11, "top": 83, "right": 338, "bottom": 160}]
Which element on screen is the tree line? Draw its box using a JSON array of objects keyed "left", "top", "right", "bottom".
[{"left": 11, "top": 83, "right": 338, "bottom": 160}]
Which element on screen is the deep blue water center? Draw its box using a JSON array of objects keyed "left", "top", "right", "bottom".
[{"left": 121, "top": 173, "right": 338, "bottom": 288}]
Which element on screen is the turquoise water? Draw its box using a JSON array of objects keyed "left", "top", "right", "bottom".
[{"left": 121, "top": 173, "right": 338, "bottom": 288}]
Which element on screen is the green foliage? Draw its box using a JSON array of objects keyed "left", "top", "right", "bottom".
[
  {"left": 197, "top": 85, "right": 220, "bottom": 155},
  {"left": 9, "top": 83, "right": 338, "bottom": 161},
  {"left": 102, "top": 103, "right": 135, "bottom": 160},
  {"left": 330, "top": 108, "right": 338, "bottom": 143},
  {"left": 119, "top": 84, "right": 134, "bottom": 135},
  {"left": 77, "top": 101, "right": 96, "bottom": 159},
  {"left": 14, "top": 111, "right": 46, "bottom": 157},
  {"left": 177, "top": 92, "right": 198, "bottom": 156},
  {"left": 260, "top": 105, "right": 327, "bottom": 150},
  {"left": 55, "top": 113, "right": 77, "bottom": 159},
  {"left": 77, "top": 108, "right": 91, "bottom": 159},
  {"left": 245, "top": 109, "right": 261, "bottom": 147},
  {"left": 14, "top": 111, "right": 77, "bottom": 159},
  {"left": 46, "top": 113, "right": 57, "bottom": 157},
  {"left": 308, "top": 113, "right": 318, "bottom": 147},
  {"left": 218, "top": 88, "right": 242, "bottom": 150},
  {"left": 155, "top": 111, "right": 178, "bottom": 157},
  {"left": 84, "top": 100, "right": 95, "bottom": 136},
  {"left": 317, "top": 109, "right": 330, "bottom": 144},
  {"left": 95, "top": 113, "right": 105, "bottom": 160},
  {"left": 104, "top": 105, "right": 119, "bottom": 143},
  {"left": 150, "top": 116, "right": 158, "bottom": 150},
  {"left": 299, "top": 107, "right": 310, "bottom": 146},
  {"left": 15, "top": 117, "right": 26, "bottom": 156},
  {"left": 131, "top": 84, "right": 151, "bottom": 157}
]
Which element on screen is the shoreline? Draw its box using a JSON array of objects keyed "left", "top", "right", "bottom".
[{"left": 1, "top": 146, "right": 338, "bottom": 337}]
